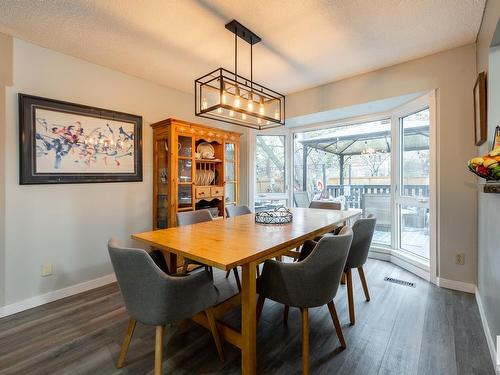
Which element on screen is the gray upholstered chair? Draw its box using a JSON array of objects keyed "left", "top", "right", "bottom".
[
  {"left": 286, "top": 199, "right": 343, "bottom": 261},
  {"left": 225, "top": 204, "right": 252, "bottom": 217},
  {"left": 256, "top": 228, "right": 353, "bottom": 374},
  {"left": 176, "top": 208, "right": 213, "bottom": 226},
  {"left": 107, "top": 239, "right": 223, "bottom": 375},
  {"left": 224, "top": 205, "right": 253, "bottom": 290},
  {"left": 309, "top": 200, "right": 342, "bottom": 210},
  {"left": 176, "top": 209, "right": 213, "bottom": 274},
  {"left": 294, "top": 191, "right": 311, "bottom": 208},
  {"left": 343, "top": 214, "right": 376, "bottom": 325}
]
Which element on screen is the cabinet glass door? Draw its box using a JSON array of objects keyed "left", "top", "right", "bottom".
[
  {"left": 225, "top": 142, "right": 237, "bottom": 206},
  {"left": 177, "top": 135, "right": 194, "bottom": 209},
  {"left": 156, "top": 138, "right": 168, "bottom": 229}
]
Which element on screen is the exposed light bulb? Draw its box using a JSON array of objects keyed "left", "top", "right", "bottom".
[
  {"left": 217, "top": 107, "right": 222, "bottom": 114},
  {"left": 257, "top": 118, "right": 262, "bottom": 125},
  {"left": 274, "top": 110, "right": 279, "bottom": 120},
  {"left": 248, "top": 100, "right": 254, "bottom": 111},
  {"left": 234, "top": 95, "right": 240, "bottom": 108},
  {"left": 266, "top": 121, "right": 270, "bottom": 125},
  {"left": 229, "top": 110, "right": 234, "bottom": 117},
  {"left": 222, "top": 92, "right": 227, "bottom": 104},
  {"left": 259, "top": 96, "right": 265, "bottom": 115},
  {"left": 241, "top": 113, "right": 247, "bottom": 120}
]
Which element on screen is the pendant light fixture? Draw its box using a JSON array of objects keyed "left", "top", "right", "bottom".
[{"left": 195, "top": 20, "right": 285, "bottom": 130}]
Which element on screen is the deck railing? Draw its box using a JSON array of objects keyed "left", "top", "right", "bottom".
[{"left": 325, "top": 184, "right": 429, "bottom": 209}]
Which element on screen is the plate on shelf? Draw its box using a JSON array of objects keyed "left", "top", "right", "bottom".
[{"left": 197, "top": 142, "right": 215, "bottom": 159}]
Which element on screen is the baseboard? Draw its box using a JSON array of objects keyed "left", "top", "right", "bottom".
[
  {"left": 368, "top": 248, "right": 391, "bottom": 261},
  {"left": 476, "top": 287, "right": 500, "bottom": 374},
  {"left": 436, "top": 277, "right": 476, "bottom": 294},
  {"left": 391, "top": 254, "right": 430, "bottom": 281},
  {"left": 0, "top": 273, "right": 116, "bottom": 318}
]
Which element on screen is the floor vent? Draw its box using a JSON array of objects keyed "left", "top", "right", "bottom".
[{"left": 384, "top": 277, "right": 416, "bottom": 288}]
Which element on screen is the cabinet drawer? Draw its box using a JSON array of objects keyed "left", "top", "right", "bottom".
[
  {"left": 195, "top": 186, "right": 211, "bottom": 199},
  {"left": 211, "top": 186, "right": 224, "bottom": 197}
]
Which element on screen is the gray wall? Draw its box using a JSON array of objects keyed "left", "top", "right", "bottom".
[
  {"left": 476, "top": 0, "right": 500, "bottom": 358},
  {"left": 1, "top": 36, "right": 249, "bottom": 308}
]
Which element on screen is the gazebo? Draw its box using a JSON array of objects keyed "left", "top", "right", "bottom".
[{"left": 298, "top": 120, "right": 430, "bottom": 191}]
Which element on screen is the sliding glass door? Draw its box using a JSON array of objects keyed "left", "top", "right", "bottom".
[
  {"left": 395, "top": 108, "right": 430, "bottom": 259},
  {"left": 293, "top": 119, "right": 392, "bottom": 246},
  {"left": 291, "top": 100, "right": 432, "bottom": 265}
]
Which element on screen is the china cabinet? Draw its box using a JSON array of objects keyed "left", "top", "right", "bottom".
[{"left": 151, "top": 118, "right": 241, "bottom": 229}]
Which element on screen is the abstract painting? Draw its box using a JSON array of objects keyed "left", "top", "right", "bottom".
[{"left": 19, "top": 94, "right": 142, "bottom": 184}]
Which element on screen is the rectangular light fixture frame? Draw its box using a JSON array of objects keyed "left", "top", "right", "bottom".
[{"left": 195, "top": 67, "right": 285, "bottom": 130}]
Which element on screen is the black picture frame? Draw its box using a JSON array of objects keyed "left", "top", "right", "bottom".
[
  {"left": 19, "top": 94, "right": 143, "bottom": 184},
  {"left": 473, "top": 72, "right": 487, "bottom": 146}
]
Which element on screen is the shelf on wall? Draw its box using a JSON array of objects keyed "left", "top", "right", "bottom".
[
  {"left": 483, "top": 183, "right": 500, "bottom": 194},
  {"left": 465, "top": 181, "right": 500, "bottom": 194}
]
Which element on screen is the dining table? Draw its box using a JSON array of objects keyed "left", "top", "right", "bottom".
[{"left": 132, "top": 207, "right": 361, "bottom": 374}]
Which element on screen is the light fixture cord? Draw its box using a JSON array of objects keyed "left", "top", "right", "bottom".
[
  {"left": 250, "top": 39, "right": 253, "bottom": 97},
  {"left": 234, "top": 32, "right": 237, "bottom": 81}
]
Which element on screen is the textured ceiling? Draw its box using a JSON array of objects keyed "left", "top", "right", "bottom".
[{"left": 0, "top": 0, "right": 486, "bottom": 95}]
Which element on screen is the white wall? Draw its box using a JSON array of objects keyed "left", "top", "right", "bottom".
[
  {"left": 287, "top": 44, "right": 478, "bottom": 285},
  {"left": 0, "top": 32, "right": 13, "bottom": 308},
  {"left": 1, "top": 36, "right": 249, "bottom": 307}
]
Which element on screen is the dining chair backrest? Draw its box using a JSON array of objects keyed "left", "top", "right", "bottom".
[
  {"left": 294, "top": 191, "right": 311, "bottom": 208},
  {"left": 225, "top": 205, "right": 252, "bottom": 218},
  {"left": 258, "top": 228, "right": 353, "bottom": 308},
  {"left": 176, "top": 209, "right": 213, "bottom": 226},
  {"left": 309, "top": 200, "right": 341, "bottom": 210},
  {"left": 108, "top": 238, "right": 218, "bottom": 325},
  {"left": 108, "top": 238, "right": 174, "bottom": 325},
  {"left": 345, "top": 216, "right": 377, "bottom": 269}
]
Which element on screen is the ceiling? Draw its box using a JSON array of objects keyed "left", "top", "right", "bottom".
[{"left": 0, "top": 0, "right": 486, "bottom": 95}]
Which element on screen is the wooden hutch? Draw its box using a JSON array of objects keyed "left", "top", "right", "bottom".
[{"left": 151, "top": 118, "right": 241, "bottom": 229}]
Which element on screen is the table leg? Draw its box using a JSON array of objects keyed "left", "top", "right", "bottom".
[
  {"left": 241, "top": 262, "right": 257, "bottom": 375},
  {"left": 167, "top": 253, "right": 177, "bottom": 274}
]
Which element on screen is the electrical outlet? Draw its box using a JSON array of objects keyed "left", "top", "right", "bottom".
[
  {"left": 42, "top": 263, "right": 53, "bottom": 276},
  {"left": 455, "top": 253, "right": 465, "bottom": 266}
]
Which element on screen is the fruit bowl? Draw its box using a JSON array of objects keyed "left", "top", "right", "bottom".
[{"left": 468, "top": 148, "right": 500, "bottom": 181}]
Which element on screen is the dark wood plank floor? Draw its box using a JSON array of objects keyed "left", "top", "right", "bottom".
[{"left": 0, "top": 259, "right": 494, "bottom": 375}]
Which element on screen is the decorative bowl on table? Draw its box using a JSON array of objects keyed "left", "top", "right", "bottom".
[
  {"left": 255, "top": 207, "right": 293, "bottom": 225},
  {"left": 467, "top": 148, "right": 500, "bottom": 181}
]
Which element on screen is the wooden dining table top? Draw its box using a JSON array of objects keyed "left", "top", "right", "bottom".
[{"left": 132, "top": 208, "right": 361, "bottom": 270}]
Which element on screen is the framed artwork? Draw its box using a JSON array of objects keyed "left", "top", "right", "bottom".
[
  {"left": 473, "top": 72, "right": 487, "bottom": 146},
  {"left": 493, "top": 125, "right": 500, "bottom": 151},
  {"left": 19, "top": 94, "right": 143, "bottom": 184}
]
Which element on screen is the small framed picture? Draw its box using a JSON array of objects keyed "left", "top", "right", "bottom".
[
  {"left": 19, "top": 94, "right": 143, "bottom": 184},
  {"left": 493, "top": 125, "right": 500, "bottom": 151},
  {"left": 474, "top": 72, "right": 487, "bottom": 146}
]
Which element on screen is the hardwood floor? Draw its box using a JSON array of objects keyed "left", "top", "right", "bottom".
[{"left": 0, "top": 259, "right": 494, "bottom": 375}]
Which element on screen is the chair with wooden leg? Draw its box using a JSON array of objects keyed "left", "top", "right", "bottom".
[
  {"left": 343, "top": 215, "right": 376, "bottom": 325},
  {"left": 256, "top": 229, "right": 353, "bottom": 375},
  {"left": 283, "top": 226, "right": 351, "bottom": 322},
  {"left": 107, "top": 238, "right": 223, "bottom": 374}
]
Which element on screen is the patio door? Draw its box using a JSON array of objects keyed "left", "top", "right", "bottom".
[
  {"left": 393, "top": 108, "right": 431, "bottom": 260},
  {"left": 254, "top": 133, "right": 290, "bottom": 211}
]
